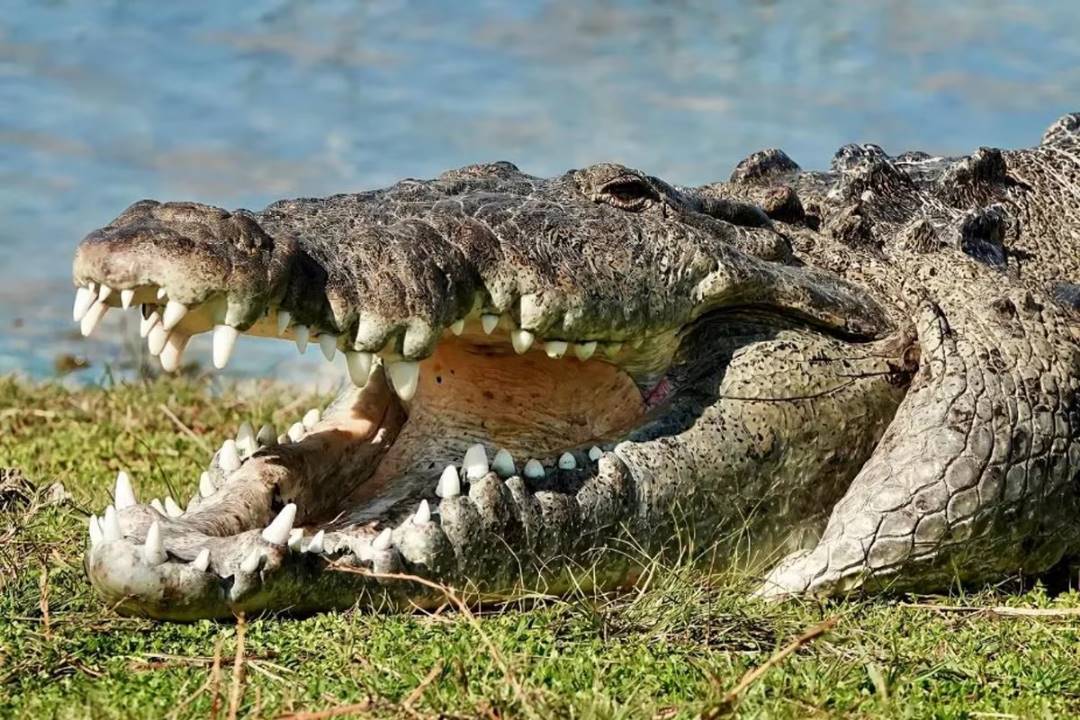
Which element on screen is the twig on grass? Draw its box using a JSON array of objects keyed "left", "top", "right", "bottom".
[
  {"left": 227, "top": 612, "right": 248, "bottom": 720},
  {"left": 158, "top": 403, "right": 210, "bottom": 453},
  {"left": 273, "top": 698, "right": 374, "bottom": 720},
  {"left": 209, "top": 635, "right": 224, "bottom": 720},
  {"left": 38, "top": 563, "right": 51, "bottom": 640},
  {"left": 329, "top": 562, "right": 537, "bottom": 719},
  {"left": 706, "top": 616, "right": 838, "bottom": 715},
  {"left": 900, "top": 602, "right": 1080, "bottom": 619},
  {"left": 402, "top": 661, "right": 444, "bottom": 715}
]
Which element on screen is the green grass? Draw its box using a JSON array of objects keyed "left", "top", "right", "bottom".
[{"left": 2, "top": 375, "right": 1080, "bottom": 719}]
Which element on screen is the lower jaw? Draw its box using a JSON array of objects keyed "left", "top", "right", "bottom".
[{"left": 85, "top": 343, "right": 653, "bottom": 620}]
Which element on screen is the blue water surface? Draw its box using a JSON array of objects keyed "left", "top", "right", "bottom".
[{"left": 2, "top": 0, "right": 1078, "bottom": 383}]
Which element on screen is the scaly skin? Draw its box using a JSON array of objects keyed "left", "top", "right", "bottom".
[{"left": 70, "top": 114, "right": 1079, "bottom": 619}]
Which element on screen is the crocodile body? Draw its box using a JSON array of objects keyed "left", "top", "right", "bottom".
[{"left": 70, "top": 113, "right": 1079, "bottom": 619}]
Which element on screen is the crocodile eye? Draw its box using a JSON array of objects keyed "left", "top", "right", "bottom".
[{"left": 598, "top": 176, "right": 657, "bottom": 211}]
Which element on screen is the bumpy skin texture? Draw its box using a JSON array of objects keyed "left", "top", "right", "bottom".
[{"left": 71, "top": 114, "right": 1080, "bottom": 618}]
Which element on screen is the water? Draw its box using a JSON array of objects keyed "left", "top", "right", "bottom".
[{"left": 3, "top": 0, "right": 1079, "bottom": 384}]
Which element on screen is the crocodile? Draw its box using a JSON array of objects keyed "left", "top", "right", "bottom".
[{"left": 71, "top": 113, "right": 1080, "bottom": 620}]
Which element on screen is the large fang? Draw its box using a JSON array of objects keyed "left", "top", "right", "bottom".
[
  {"left": 449, "top": 319, "right": 465, "bottom": 335},
  {"left": 199, "top": 472, "right": 215, "bottom": 498},
  {"left": 159, "top": 333, "right": 189, "bottom": 373},
  {"left": 492, "top": 448, "right": 515, "bottom": 477},
  {"left": 481, "top": 314, "right": 500, "bottom": 334},
  {"left": 143, "top": 521, "right": 167, "bottom": 565},
  {"left": 212, "top": 325, "right": 239, "bottom": 369},
  {"left": 371, "top": 528, "right": 393, "bottom": 551},
  {"left": 162, "top": 300, "right": 188, "bottom": 331},
  {"left": 319, "top": 334, "right": 338, "bottom": 361},
  {"left": 120, "top": 288, "right": 135, "bottom": 309},
  {"left": 346, "top": 351, "right": 373, "bottom": 387},
  {"left": 261, "top": 503, "right": 297, "bottom": 545},
  {"left": 114, "top": 471, "right": 137, "bottom": 510},
  {"left": 97, "top": 284, "right": 113, "bottom": 303},
  {"left": 192, "top": 548, "right": 210, "bottom": 572},
  {"left": 436, "top": 465, "right": 461, "bottom": 498},
  {"left": 88, "top": 515, "right": 102, "bottom": 547},
  {"left": 147, "top": 323, "right": 169, "bottom": 355},
  {"left": 276, "top": 310, "right": 291, "bottom": 336},
  {"left": 164, "top": 496, "right": 184, "bottom": 517},
  {"left": 510, "top": 329, "right": 535, "bottom": 354},
  {"left": 302, "top": 408, "right": 321, "bottom": 429},
  {"left": 294, "top": 325, "right": 310, "bottom": 353},
  {"left": 236, "top": 422, "right": 256, "bottom": 455},
  {"left": 387, "top": 361, "right": 420, "bottom": 401},
  {"left": 573, "top": 341, "right": 597, "bottom": 360},
  {"left": 413, "top": 499, "right": 431, "bottom": 525},
  {"left": 463, "top": 443, "right": 489, "bottom": 480},
  {"left": 140, "top": 310, "right": 161, "bottom": 338},
  {"left": 102, "top": 505, "right": 121, "bottom": 543},
  {"left": 80, "top": 300, "right": 109, "bottom": 336},
  {"left": 219, "top": 440, "right": 241, "bottom": 472},
  {"left": 306, "top": 530, "right": 325, "bottom": 554},
  {"left": 73, "top": 287, "right": 94, "bottom": 321},
  {"left": 544, "top": 341, "right": 568, "bottom": 359}
]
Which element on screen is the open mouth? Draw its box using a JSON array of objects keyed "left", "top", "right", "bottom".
[{"left": 75, "top": 277, "right": 678, "bottom": 618}]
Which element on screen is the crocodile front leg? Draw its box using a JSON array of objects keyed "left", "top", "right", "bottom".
[{"left": 759, "top": 281, "right": 1080, "bottom": 597}]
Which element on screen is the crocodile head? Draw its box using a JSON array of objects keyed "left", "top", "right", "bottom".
[{"left": 73, "top": 160, "right": 908, "bottom": 619}]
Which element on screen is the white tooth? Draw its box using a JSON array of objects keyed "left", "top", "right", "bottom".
[
  {"left": 413, "top": 499, "right": 431, "bottom": 525},
  {"left": 492, "top": 449, "right": 515, "bottom": 477},
  {"left": 524, "top": 459, "right": 545, "bottom": 479},
  {"left": 120, "top": 288, "right": 135, "bottom": 309},
  {"left": 261, "top": 503, "right": 296, "bottom": 545},
  {"left": 604, "top": 342, "right": 623, "bottom": 358},
  {"left": 449, "top": 318, "right": 465, "bottom": 335},
  {"left": 371, "top": 528, "right": 393, "bottom": 551},
  {"left": 544, "top": 340, "right": 568, "bottom": 359},
  {"left": 574, "top": 341, "right": 597, "bottom": 361},
  {"left": 558, "top": 452, "right": 577, "bottom": 470},
  {"left": 346, "top": 351, "right": 373, "bottom": 387},
  {"left": 147, "top": 323, "right": 169, "bottom": 355},
  {"left": 302, "top": 408, "right": 321, "bottom": 430},
  {"left": 88, "top": 515, "right": 102, "bottom": 547},
  {"left": 236, "top": 420, "right": 255, "bottom": 446},
  {"left": 387, "top": 361, "right": 420, "bottom": 401},
  {"left": 97, "top": 284, "right": 113, "bottom": 303},
  {"left": 318, "top": 334, "right": 338, "bottom": 361},
  {"left": 199, "top": 471, "right": 216, "bottom": 498},
  {"left": 219, "top": 439, "right": 241, "bottom": 472},
  {"left": 462, "top": 443, "right": 489, "bottom": 480},
  {"left": 192, "top": 548, "right": 210, "bottom": 572},
  {"left": 114, "top": 471, "right": 136, "bottom": 510},
  {"left": 287, "top": 422, "right": 305, "bottom": 442},
  {"left": 159, "top": 332, "right": 189, "bottom": 372},
  {"left": 239, "top": 548, "right": 262, "bottom": 573},
  {"left": 164, "top": 496, "right": 184, "bottom": 518},
  {"left": 73, "top": 287, "right": 95, "bottom": 321},
  {"left": 156, "top": 287, "right": 167, "bottom": 300},
  {"left": 139, "top": 310, "right": 161, "bottom": 338},
  {"left": 277, "top": 433, "right": 289, "bottom": 445},
  {"left": 162, "top": 300, "right": 187, "bottom": 331},
  {"left": 436, "top": 465, "right": 461, "bottom": 498},
  {"left": 143, "top": 521, "right": 167, "bottom": 565},
  {"left": 510, "top": 329, "right": 535, "bottom": 354},
  {"left": 287, "top": 528, "right": 304, "bottom": 551},
  {"left": 481, "top": 314, "right": 500, "bottom": 334},
  {"left": 294, "top": 324, "right": 310, "bottom": 353},
  {"left": 80, "top": 300, "right": 109, "bottom": 336},
  {"left": 256, "top": 424, "right": 276, "bottom": 446},
  {"left": 102, "top": 505, "right": 121, "bottom": 542},
  {"left": 212, "top": 324, "right": 239, "bottom": 369},
  {"left": 149, "top": 498, "right": 165, "bottom": 514},
  {"left": 306, "top": 529, "right": 325, "bottom": 554},
  {"left": 588, "top": 446, "right": 603, "bottom": 462},
  {"left": 87, "top": 281, "right": 97, "bottom": 294},
  {"left": 276, "top": 310, "right": 291, "bottom": 336}
]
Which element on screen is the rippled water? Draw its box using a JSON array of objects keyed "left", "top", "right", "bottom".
[{"left": 3, "top": 0, "right": 1079, "bottom": 384}]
